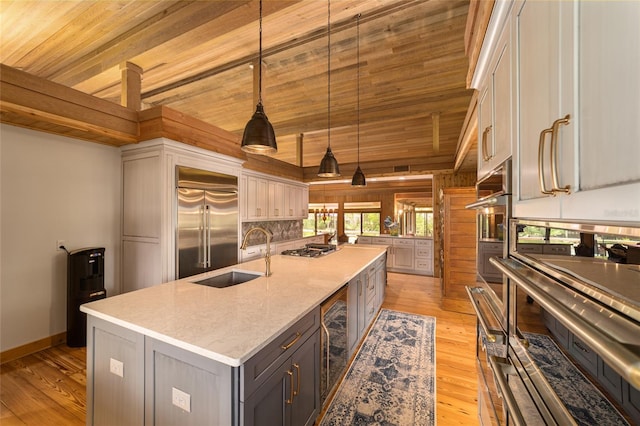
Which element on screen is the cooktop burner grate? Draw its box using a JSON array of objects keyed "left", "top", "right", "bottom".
[{"left": 281, "top": 243, "right": 336, "bottom": 258}]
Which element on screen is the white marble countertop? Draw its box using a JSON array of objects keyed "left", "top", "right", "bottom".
[{"left": 81, "top": 245, "right": 386, "bottom": 367}]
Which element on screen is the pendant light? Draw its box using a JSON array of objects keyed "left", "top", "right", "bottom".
[
  {"left": 351, "top": 14, "right": 366, "bottom": 187},
  {"left": 241, "top": 0, "right": 277, "bottom": 154},
  {"left": 318, "top": 0, "right": 340, "bottom": 177}
]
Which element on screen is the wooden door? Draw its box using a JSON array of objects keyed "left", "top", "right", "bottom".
[{"left": 441, "top": 187, "right": 477, "bottom": 314}]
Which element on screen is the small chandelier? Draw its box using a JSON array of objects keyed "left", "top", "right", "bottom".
[
  {"left": 318, "top": 0, "right": 340, "bottom": 177},
  {"left": 316, "top": 205, "right": 335, "bottom": 223},
  {"left": 241, "top": 0, "right": 277, "bottom": 154},
  {"left": 351, "top": 14, "right": 366, "bottom": 187}
]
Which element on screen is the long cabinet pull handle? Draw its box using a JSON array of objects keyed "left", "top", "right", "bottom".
[
  {"left": 293, "top": 363, "right": 301, "bottom": 396},
  {"left": 281, "top": 332, "right": 301, "bottom": 351},
  {"left": 550, "top": 114, "right": 571, "bottom": 194},
  {"left": 285, "top": 370, "right": 294, "bottom": 404},
  {"left": 482, "top": 125, "right": 493, "bottom": 162},
  {"left": 537, "top": 126, "right": 555, "bottom": 195}
]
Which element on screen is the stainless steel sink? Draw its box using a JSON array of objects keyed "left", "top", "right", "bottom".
[{"left": 192, "top": 270, "right": 262, "bottom": 288}]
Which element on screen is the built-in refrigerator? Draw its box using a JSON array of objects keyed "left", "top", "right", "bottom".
[{"left": 176, "top": 166, "right": 238, "bottom": 279}]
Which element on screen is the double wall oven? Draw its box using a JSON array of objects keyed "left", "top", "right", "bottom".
[
  {"left": 470, "top": 218, "right": 640, "bottom": 425},
  {"left": 467, "top": 162, "right": 640, "bottom": 425}
]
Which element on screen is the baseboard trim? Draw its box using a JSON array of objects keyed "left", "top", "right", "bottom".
[{"left": 1, "top": 332, "right": 66, "bottom": 364}]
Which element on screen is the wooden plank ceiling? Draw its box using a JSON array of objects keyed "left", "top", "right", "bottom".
[{"left": 0, "top": 0, "right": 476, "bottom": 177}]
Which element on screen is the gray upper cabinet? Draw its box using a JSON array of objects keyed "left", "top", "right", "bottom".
[{"left": 514, "top": 0, "right": 640, "bottom": 222}]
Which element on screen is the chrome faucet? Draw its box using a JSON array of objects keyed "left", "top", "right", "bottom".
[{"left": 241, "top": 227, "right": 273, "bottom": 277}]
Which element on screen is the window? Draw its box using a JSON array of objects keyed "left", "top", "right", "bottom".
[
  {"left": 343, "top": 202, "right": 381, "bottom": 241},
  {"left": 415, "top": 208, "right": 433, "bottom": 237}
]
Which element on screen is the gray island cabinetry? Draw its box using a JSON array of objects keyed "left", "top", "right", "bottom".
[{"left": 82, "top": 245, "right": 387, "bottom": 426}]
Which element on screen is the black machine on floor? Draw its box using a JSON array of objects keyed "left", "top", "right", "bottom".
[{"left": 66, "top": 247, "right": 106, "bottom": 347}]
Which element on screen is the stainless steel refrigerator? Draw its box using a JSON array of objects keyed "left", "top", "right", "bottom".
[{"left": 176, "top": 166, "right": 238, "bottom": 279}]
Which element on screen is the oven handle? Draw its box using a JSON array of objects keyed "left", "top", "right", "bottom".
[
  {"left": 492, "top": 257, "right": 640, "bottom": 389},
  {"left": 465, "top": 286, "right": 505, "bottom": 343},
  {"left": 488, "top": 356, "right": 527, "bottom": 426}
]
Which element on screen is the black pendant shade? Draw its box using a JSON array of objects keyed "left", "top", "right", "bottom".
[
  {"left": 241, "top": 0, "right": 277, "bottom": 154},
  {"left": 351, "top": 165, "right": 366, "bottom": 186},
  {"left": 318, "top": 0, "right": 340, "bottom": 177},
  {"left": 241, "top": 103, "right": 277, "bottom": 154},
  {"left": 318, "top": 146, "right": 340, "bottom": 177}
]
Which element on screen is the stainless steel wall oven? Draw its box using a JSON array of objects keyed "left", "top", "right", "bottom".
[
  {"left": 466, "top": 160, "right": 512, "bottom": 424},
  {"left": 478, "top": 219, "right": 640, "bottom": 425}
]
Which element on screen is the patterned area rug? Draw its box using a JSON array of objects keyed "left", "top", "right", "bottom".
[
  {"left": 320, "top": 309, "right": 436, "bottom": 426},
  {"left": 524, "top": 332, "right": 630, "bottom": 426}
]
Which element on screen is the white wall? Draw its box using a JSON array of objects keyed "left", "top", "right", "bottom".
[{"left": 0, "top": 124, "right": 121, "bottom": 352}]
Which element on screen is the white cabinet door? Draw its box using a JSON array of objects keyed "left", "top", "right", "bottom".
[
  {"left": 561, "top": 1, "right": 640, "bottom": 222},
  {"left": 284, "top": 184, "right": 303, "bottom": 219},
  {"left": 268, "top": 181, "right": 284, "bottom": 219},
  {"left": 477, "top": 15, "right": 513, "bottom": 179},
  {"left": 477, "top": 84, "right": 494, "bottom": 179},
  {"left": 491, "top": 20, "right": 513, "bottom": 171},
  {"left": 246, "top": 175, "right": 269, "bottom": 220},
  {"left": 514, "top": 0, "right": 570, "bottom": 218},
  {"left": 391, "top": 240, "right": 414, "bottom": 270},
  {"left": 515, "top": 1, "right": 640, "bottom": 222}
]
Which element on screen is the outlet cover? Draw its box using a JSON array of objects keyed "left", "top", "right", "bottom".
[
  {"left": 172, "top": 387, "right": 191, "bottom": 413},
  {"left": 109, "top": 358, "right": 124, "bottom": 378}
]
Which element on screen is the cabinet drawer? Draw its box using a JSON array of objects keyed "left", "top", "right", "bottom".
[
  {"left": 365, "top": 298, "right": 377, "bottom": 325},
  {"left": 372, "top": 237, "right": 391, "bottom": 245},
  {"left": 415, "top": 248, "right": 431, "bottom": 258},
  {"left": 517, "top": 244, "right": 543, "bottom": 254},
  {"left": 375, "top": 255, "right": 386, "bottom": 268},
  {"left": 415, "top": 259, "right": 432, "bottom": 271},
  {"left": 569, "top": 334, "right": 598, "bottom": 377},
  {"left": 357, "top": 236, "right": 372, "bottom": 244},
  {"left": 480, "top": 242, "right": 503, "bottom": 252},
  {"left": 241, "top": 306, "right": 320, "bottom": 399},
  {"left": 415, "top": 239, "right": 432, "bottom": 247},
  {"left": 542, "top": 244, "right": 571, "bottom": 255},
  {"left": 393, "top": 239, "right": 415, "bottom": 247}
]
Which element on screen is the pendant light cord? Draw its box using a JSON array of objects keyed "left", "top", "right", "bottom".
[
  {"left": 356, "top": 13, "right": 360, "bottom": 165},
  {"left": 258, "top": 0, "right": 263, "bottom": 105},
  {"left": 327, "top": 0, "right": 331, "bottom": 149}
]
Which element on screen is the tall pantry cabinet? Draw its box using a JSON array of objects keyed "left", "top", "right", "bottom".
[{"left": 120, "top": 139, "right": 243, "bottom": 293}]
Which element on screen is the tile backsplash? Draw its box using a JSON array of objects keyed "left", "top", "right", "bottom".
[{"left": 241, "top": 220, "right": 303, "bottom": 245}]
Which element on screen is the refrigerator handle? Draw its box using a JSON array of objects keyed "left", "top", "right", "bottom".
[
  {"left": 205, "top": 205, "right": 211, "bottom": 268},
  {"left": 199, "top": 205, "right": 207, "bottom": 268}
]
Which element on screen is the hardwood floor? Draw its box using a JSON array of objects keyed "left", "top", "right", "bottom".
[
  {"left": 0, "top": 272, "right": 479, "bottom": 425},
  {"left": 382, "top": 272, "right": 479, "bottom": 425}
]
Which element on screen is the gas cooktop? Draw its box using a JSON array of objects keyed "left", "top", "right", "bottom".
[{"left": 281, "top": 243, "right": 337, "bottom": 258}]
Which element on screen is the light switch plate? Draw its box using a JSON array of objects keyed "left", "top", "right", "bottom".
[
  {"left": 109, "top": 358, "right": 124, "bottom": 378},
  {"left": 172, "top": 387, "right": 191, "bottom": 413}
]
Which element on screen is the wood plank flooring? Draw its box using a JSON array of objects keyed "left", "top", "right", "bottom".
[{"left": 1, "top": 272, "right": 479, "bottom": 425}]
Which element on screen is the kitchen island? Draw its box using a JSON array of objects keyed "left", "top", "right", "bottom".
[{"left": 81, "top": 244, "right": 387, "bottom": 426}]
